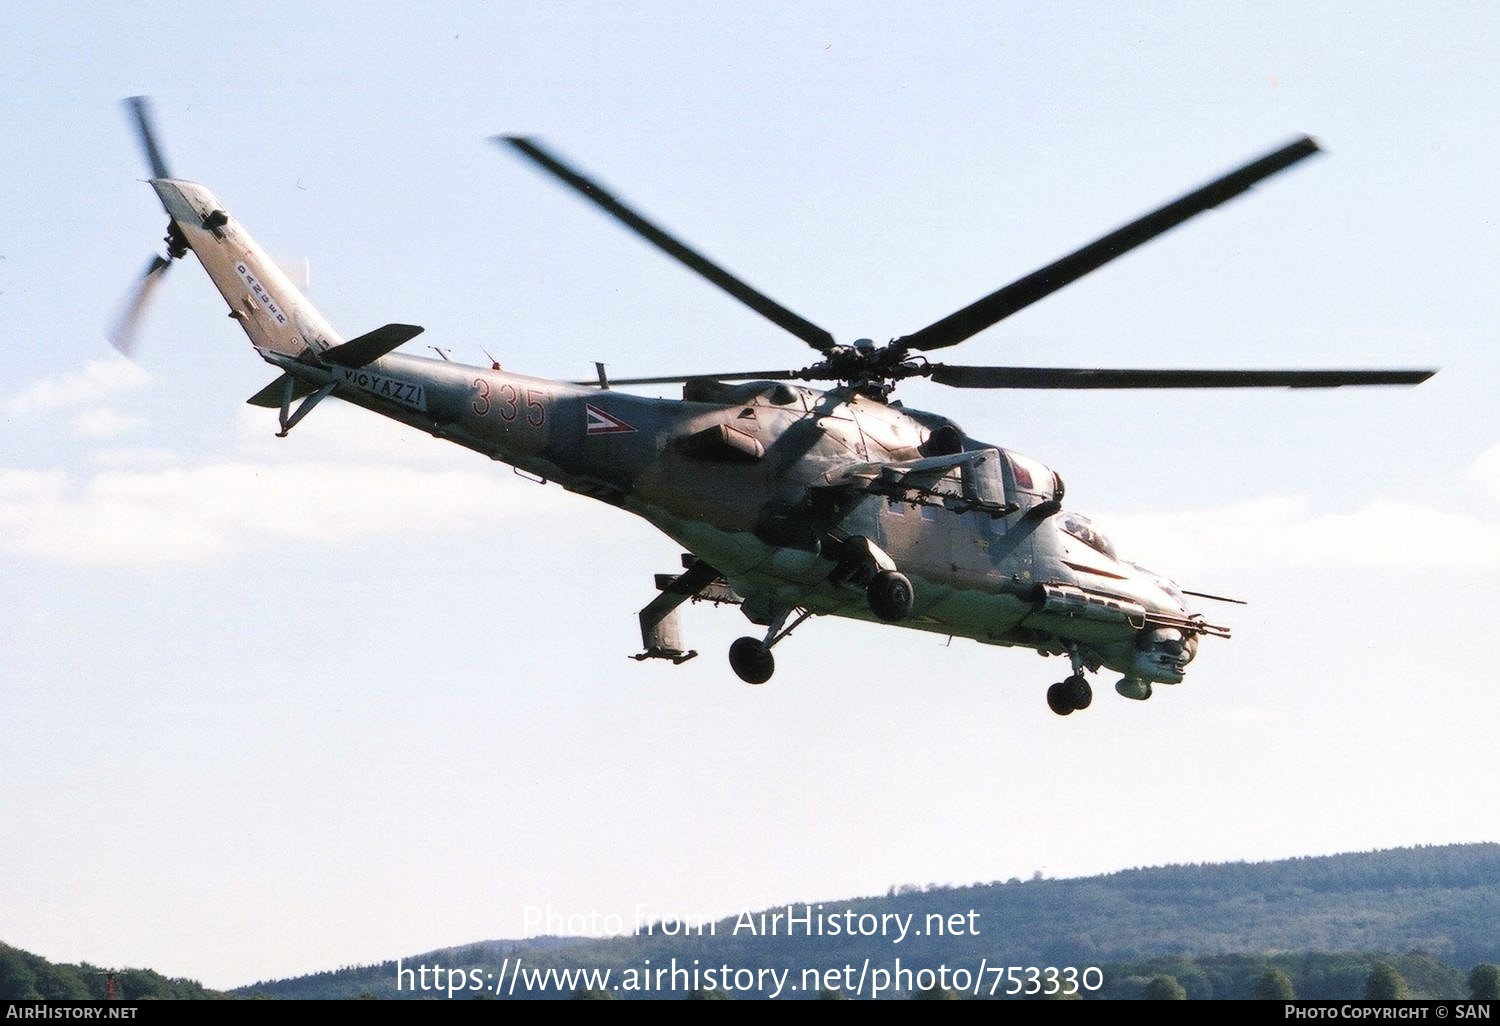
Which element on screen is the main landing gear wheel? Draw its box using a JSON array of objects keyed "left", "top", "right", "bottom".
[
  {"left": 867, "top": 570, "right": 914, "bottom": 622},
  {"left": 1046, "top": 681, "right": 1074, "bottom": 716},
  {"left": 1065, "top": 673, "right": 1092, "bottom": 710},
  {"left": 729, "top": 637, "right": 775, "bottom": 685},
  {"left": 1047, "top": 674, "right": 1093, "bottom": 716}
]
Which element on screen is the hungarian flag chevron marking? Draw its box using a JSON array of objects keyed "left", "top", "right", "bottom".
[{"left": 585, "top": 403, "right": 635, "bottom": 436}]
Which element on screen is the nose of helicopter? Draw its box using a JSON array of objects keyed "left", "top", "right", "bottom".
[{"left": 1132, "top": 625, "right": 1200, "bottom": 683}]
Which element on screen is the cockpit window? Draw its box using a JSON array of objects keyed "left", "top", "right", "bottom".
[
  {"left": 1005, "top": 450, "right": 1060, "bottom": 498},
  {"left": 1061, "top": 512, "right": 1116, "bottom": 559},
  {"left": 1126, "top": 561, "right": 1186, "bottom": 605}
]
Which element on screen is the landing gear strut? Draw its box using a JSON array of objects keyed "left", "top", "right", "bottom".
[
  {"left": 728, "top": 605, "right": 813, "bottom": 685},
  {"left": 1046, "top": 646, "right": 1095, "bottom": 716}
]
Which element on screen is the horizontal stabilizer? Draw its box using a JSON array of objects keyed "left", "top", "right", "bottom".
[
  {"left": 247, "top": 373, "right": 316, "bottom": 408},
  {"left": 322, "top": 324, "right": 424, "bottom": 368}
]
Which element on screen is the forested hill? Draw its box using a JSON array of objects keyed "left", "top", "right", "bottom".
[
  {"left": 239, "top": 843, "right": 1499, "bottom": 999},
  {"left": 0, "top": 942, "right": 221, "bottom": 1000}
]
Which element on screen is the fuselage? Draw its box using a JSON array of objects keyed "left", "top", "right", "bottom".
[
  {"left": 151, "top": 174, "right": 1214, "bottom": 689},
  {"left": 279, "top": 347, "right": 1208, "bottom": 685}
]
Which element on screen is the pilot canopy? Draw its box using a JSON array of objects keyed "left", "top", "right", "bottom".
[{"left": 1002, "top": 449, "right": 1065, "bottom": 503}]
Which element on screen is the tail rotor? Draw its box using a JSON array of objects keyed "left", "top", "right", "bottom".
[
  {"left": 108, "top": 95, "right": 181, "bottom": 356},
  {"left": 124, "top": 95, "right": 172, "bottom": 180}
]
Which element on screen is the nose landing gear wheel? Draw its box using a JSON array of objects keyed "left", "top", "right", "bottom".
[
  {"left": 729, "top": 637, "right": 775, "bottom": 684},
  {"left": 867, "top": 570, "right": 914, "bottom": 622}
]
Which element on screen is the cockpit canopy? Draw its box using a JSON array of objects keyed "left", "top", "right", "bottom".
[
  {"left": 1124, "top": 560, "right": 1187, "bottom": 606},
  {"left": 1004, "top": 449, "right": 1065, "bottom": 503},
  {"left": 1060, "top": 511, "right": 1116, "bottom": 559}
]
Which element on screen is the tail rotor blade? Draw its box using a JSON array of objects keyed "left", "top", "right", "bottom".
[
  {"left": 124, "top": 95, "right": 171, "bottom": 180},
  {"left": 107, "top": 254, "right": 171, "bottom": 357}
]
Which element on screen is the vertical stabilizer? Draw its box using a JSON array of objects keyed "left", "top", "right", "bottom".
[{"left": 149, "top": 179, "right": 342, "bottom": 358}]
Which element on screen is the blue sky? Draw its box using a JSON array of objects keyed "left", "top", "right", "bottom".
[{"left": 2, "top": 2, "right": 1497, "bottom": 989}]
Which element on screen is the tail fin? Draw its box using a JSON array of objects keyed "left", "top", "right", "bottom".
[{"left": 149, "top": 178, "right": 341, "bottom": 358}]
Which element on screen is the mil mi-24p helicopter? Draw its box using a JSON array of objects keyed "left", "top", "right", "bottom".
[{"left": 112, "top": 98, "right": 1433, "bottom": 715}]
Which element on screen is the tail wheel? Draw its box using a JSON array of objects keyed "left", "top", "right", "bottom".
[{"left": 728, "top": 637, "right": 775, "bottom": 685}]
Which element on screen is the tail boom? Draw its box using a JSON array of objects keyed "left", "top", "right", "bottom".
[{"left": 148, "top": 178, "right": 340, "bottom": 359}]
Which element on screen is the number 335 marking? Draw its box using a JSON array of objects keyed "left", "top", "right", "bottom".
[{"left": 473, "top": 379, "right": 546, "bottom": 427}]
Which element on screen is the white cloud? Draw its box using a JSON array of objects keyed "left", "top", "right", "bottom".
[
  {"left": 0, "top": 459, "right": 566, "bottom": 566},
  {"left": 90, "top": 447, "right": 183, "bottom": 468},
  {"left": 7, "top": 359, "right": 151, "bottom": 415},
  {"left": 232, "top": 403, "right": 482, "bottom": 469},
  {"left": 1, "top": 386, "right": 583, "bottom": 567},
  {"left": 0, "top": 468, "right": 68, "bottom": 502},
  {"left": 1100, "top": 494, "right": 1500, "bottom": 577},
  {"left": 70, "top": 408, "right": 145, "bottom": 438},
  {"left": 1470, "top": 443, "right": 1500, "bottom": 504}
]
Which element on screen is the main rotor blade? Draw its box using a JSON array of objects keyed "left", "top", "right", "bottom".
[
  {"left": 499, "top": 136, "right": 837, "bottom": 354},
  {"left": 898, "top": 136, "right": 1322, "bottom": 353},
  {"left": 572, "top": 369, "right": 803, "bottom": 387},
  {"left": 124, "top": 96, "right": 171, "bottom": 180},
  {"left": 925, "top": 365, "right": 1436, "bottom": 389},
  {"left": 107, "top": 254, "right": 172, "bottom": 357}
]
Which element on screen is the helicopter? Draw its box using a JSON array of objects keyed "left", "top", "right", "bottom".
[{"left": 110, "top": 98, "right": 1434, "bottom": 715}]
